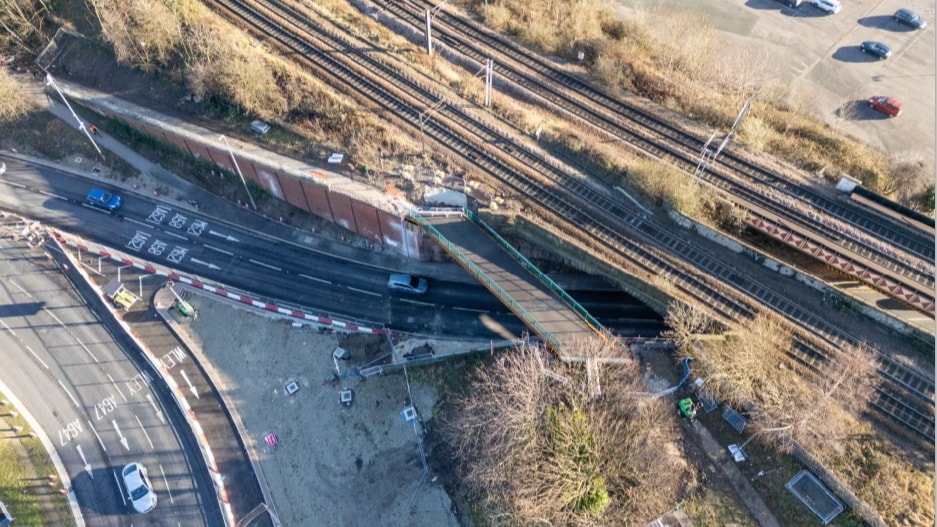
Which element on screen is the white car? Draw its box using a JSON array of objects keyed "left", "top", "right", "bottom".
[
  {"left": 812, "top": 0, "right": 841, "bottom": 14},
  {"left": 121, "top": 463, "right": 157, "bottom": 513}
]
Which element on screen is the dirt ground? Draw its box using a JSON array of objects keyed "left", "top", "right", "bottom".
[{"left": 176, "top": 295, "right": 458, "bottom": 527}]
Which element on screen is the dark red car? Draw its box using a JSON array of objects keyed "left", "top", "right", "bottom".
[{"left": 867, "top": 96, "right": 903, "bottom": 117}]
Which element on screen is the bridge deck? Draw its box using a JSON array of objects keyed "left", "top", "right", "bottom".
[{"left": 425, "top": 215, "right": 597, "bottom": 351}]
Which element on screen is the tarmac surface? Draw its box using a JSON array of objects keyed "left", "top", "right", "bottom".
[{"left": 614, "top": 0, "right": 935, "bottom": 166}]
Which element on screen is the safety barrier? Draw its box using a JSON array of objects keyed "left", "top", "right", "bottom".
[{"left": 464, "top": 208, "right": 604, "bottom": 333}]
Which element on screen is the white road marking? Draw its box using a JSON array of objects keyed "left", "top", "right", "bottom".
[
  {"left": 146, "top": 394, "right": 166, "bottom": 424},
  {"left": 400, "top": 298, "right": 434, "bottom": 307},
  {"left": 163, "top": 231, "right": 188, "bottom": 241},
  {"left": 125, "top": 217, "right": 154, "bottom": 229},
  {"left": 203, "top": 244, "right": 234, "bottom": 256},
  {"left": 453, "top": 306, "right": 489, "bottom": 313},
  {"left": 76, "top": 445, "right": 93, "bottom": 478},
  {"left": 112, "top": 419, "right": 130, "bottom": 450},
  {"left": 107, "top": 374, "right": 127, "bottom": 402},
  {"left": 208, "top": 230, "right": 239, "bottom": 242},
  {"left": 299, "top": 274, "right": 330, "bottom": 284},
  {"left": 190, "top": 258, "right": 220, "bottom": 270},
  {"left": 88, "top": 420, "right": 107, "bottom": 452},
  {"left": 57, "top": 380, "right": 80, "bottom": 407},
  {"left": 41, "top": 307, "right": 66, "bottom": 327},
  {"left": 9, "top": 279, "right": 32, "bottom": 298},
  {"left": 248, "top": 258, "right": 282, "bottom": 271},
  {"left": 159, "top": 465, "right": 174, "bottom": 504},
  {"left": 38, "top": 190, "right": 68, "bottom": 200},
  {"left": 2, "top": 180, "right": 27, "bottom": 189},
  {"left": 25, "top": 345, "right": 49, "bottom": 369},
  {"left": 134, "top": 413, "right": 154, "bottom": 450},
  {"left": 0, "top": 319, "right": 15, "bottom": 336},
  {"left": 179, "top": 370, "right": 199, "bottom": 399},
  {"left": 75, "top": 337, "right": 99, "bottom": 363},
  {"left": 348, "top": 287, "right": 381, "bottom": 297},
  {"left": 113, "top": 469, "right": 126, "bottom": 506}
]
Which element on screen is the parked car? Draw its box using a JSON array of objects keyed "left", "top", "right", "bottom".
[
  {"left": 121, "top": 463, "right": 157, "bottom": 513},
  {"left": 867, "top": 96, "right": 903, "bottom": 117},
  {"left": 387, "top": 274, "right": 428, "bottom": 295},
  {"left": 859, "top": 41, "right": 891, "bottom": 59},
  {"left": 250, "top": 119, "right": 271, "bottom": 134},
  {"left": 894, "top": 8, "right": 927, "bottom": 29},
  {"left": 86, "top": 188, "right": 122, "bottom": 212},
  {"left": 812, "top": 0, "right": 840, "bottom": 13}
]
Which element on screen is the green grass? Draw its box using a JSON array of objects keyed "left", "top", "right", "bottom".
[{"left": 0, "top": 392, "right": 75, "bottom": 527}]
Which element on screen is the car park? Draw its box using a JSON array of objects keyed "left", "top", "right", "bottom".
[
  {"left": 387, "top": 273, "right": 428, "bottom": 294},
  {"left": 86, "top": 188, "right": 122, "bottom": 212},
  {"left": 894, "top": 8, "right": 926, "bottom": 29},
  {"left": 859, "top": 41, "right": 891, "bottom": 59},
  {"left": 812, "top": 0, "right": 840, "bottom": 14},
  {"left": 121, "top": 463, "right": 157, "bottom": 513},
  {"left": 867, "top": 96, "right": 903, "bottom": 117}
]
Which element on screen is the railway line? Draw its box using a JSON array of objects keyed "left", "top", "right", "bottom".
[
  {"left": 204, "top": 0, "right": 934, "bottom": 442},
  {"left": 375, "top": 0, "right": 935, "bottom": 314}
]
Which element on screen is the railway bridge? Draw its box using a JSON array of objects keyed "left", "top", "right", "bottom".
[{"left": 409, "top": 207, "right": 603, "bottom": 355}]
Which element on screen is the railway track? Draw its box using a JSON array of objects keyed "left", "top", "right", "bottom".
[
  {"left": 206, "top": 0, "right": 934, "bottom": 442},
  {"left": 376, "top": 0, "right": 935, "bottom": 314}
]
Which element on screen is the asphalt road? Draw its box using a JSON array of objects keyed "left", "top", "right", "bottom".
[
  {"left": 0, "top": 158, "right": 664, "bottom": 339},
  {"left": 0, "top": 236, "right": 221, "bottom": 525}
]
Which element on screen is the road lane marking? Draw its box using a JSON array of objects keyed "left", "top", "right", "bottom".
[
  {"left": 203, "top": 244, "right": 234, "bottom": 256},
  {"left": 75, "top": 337, "right": 99, "bottom": 363},
  {"left": 38, "top": 190, "right": 68, "bottom": 200},
  {"left": 159, "top": 465, "right": 174, "bottom": 504},
  {"left": 348, "top": 287, "right": 381, "bottom": 297},
  {"left": 41, "top": 307, "right": 66, "bottom": 327},
  {"left": 25, "top": 345, "right": 49, "bottom": 370},
  {"left": 125, "top": 217, "right": 154, "bottom": 229},
  {"left": 0, "top": 319, "right": 15, "bottom": 336},
  {"left": 76, "top": 445, "right": 92, "bottom": 477},
  {"left": 107, "top": 374, "right": 127, "bottom": 402},
  {"left": 179, "top": 370, "right": 199, "bottom": 399},
  {"left": 112, "top": 419, "right": 129, "bottom": 450},
  {"left": 248, "top": 258, "right": 282, "bottom": 271},
  {"left": 134, "top": 413, "right": 154, "bottom": 450},
  {"left": 9, "top": 279, "right": 32, "bottom": 298},
  {"left": 113, "top": 469, "right": 126, "bottom": 506},
  {"left": 453, "top": 306, "right": 490, "bottom": 313},
  {"left": 163, "top": 230, "right": 188, "bottom": 241},
  {"left": 400, "top": 298, "right": 434, "bottom": 307},
  {"left": 146, "top": 394, "right": 166, "bottom": 424},
  {"left": 57, "top": 380, "right": 80, "bottom": 407},
  {"left": 299, "top": 274, "right": 330, "bottom": 284},
  {"left": 88, "top": 420, "right": 107, "bottom": 452}
]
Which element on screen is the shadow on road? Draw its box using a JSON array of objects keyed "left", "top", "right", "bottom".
[
  {"left": 858, "top": 15, "right": 913, "bottom": 31},
  {"left": 831, "top": 46, "right": 887, "bottom": 63},
  {"left": 835, "top": 100, "right": 893, "bottom": 121}
]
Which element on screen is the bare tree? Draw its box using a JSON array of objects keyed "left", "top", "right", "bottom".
[{"left": 442, "top": 334, "right": 688, "bottom": 526}]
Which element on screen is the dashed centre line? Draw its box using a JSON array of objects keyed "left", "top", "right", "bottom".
[{"left": 248, "top": 259, "right": 282, "bottom": 271}]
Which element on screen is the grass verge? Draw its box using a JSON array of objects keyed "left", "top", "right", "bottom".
[{"left": 0, "top": 391, "right": 75, "bottom": 527}]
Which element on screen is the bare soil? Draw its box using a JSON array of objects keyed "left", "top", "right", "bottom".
[{"left": 176, "top": 295, "right": 458, "bottom": 527}]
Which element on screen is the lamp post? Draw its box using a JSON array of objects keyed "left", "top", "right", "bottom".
[
  {"left": 45, "top": 73, "right": 104, "bottom": 159},
  {"left": 218, "top": 135, "right": 256, "bottom": 210}
]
